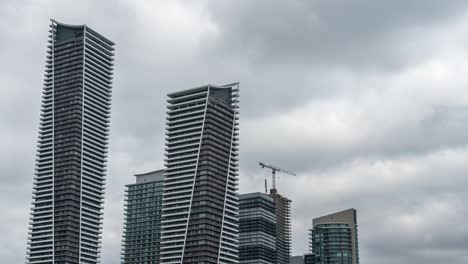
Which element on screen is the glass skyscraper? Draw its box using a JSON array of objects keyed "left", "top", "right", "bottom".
[
  {"left": 239, "top": 192, "right": 276, "bottom": 264},
  {"left": 159, "top": 83, "right": 240, "bottom": 264},
  {"left": 121, "top": 170, "right": 165, "bottom": 264},
  {"left": 239, "top": 190, "right": 292, "bottom": 264},
  {"left": 308, "top": 209, "right": 359, "bottom": 264},
  {"left": 26, "top": 20, "right": 114, "bottom": 264}
]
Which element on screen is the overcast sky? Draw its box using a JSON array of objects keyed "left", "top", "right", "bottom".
[{"left": 1, "top": 0, "right": 468, "bottom": 263}]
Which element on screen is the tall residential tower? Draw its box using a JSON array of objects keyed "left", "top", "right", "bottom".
[
  {"left": 26, "top": 20, "right": 114, "bottom": 264},
  {"left": 160, "top": 84, "right": 240, "bottom": 264}
]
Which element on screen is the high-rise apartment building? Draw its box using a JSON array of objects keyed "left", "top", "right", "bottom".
[
  {"left": 159, "top": 84, "right": 240, "bottom": 264},
  {"left": 121, "top": 170, "right": 165, "bottom": 264},
  {"left": 239, "top": 192, "right": 276, "bottom": 264},
  {"left": 238, "top": 189, "right": 292, "bottom": 264},
  {"left": 308, "top": 209, "right": 359, "bottom": 264},
  {"left": 26, "top": 20, "right": 114, "bottom": 264}
]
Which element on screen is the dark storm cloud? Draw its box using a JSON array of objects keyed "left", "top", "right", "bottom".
[
  {"left": 191, "top": 0, "right": 468, "bottom": 118},
  {"left": 206, "top": 0, "right": 468, "bottom": 69},
  {"left": 1, "top": 1, "right": 468, "bottom": 264}
]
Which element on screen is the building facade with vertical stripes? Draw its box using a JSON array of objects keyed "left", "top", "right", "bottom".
[
  {"left": 121, "top": 170, "right": 165, "bottom": 264},
  {"left": 26, "top": 20, "right": 114, "bottom": 264},
  {"left": 159, "top": 84, "right": 240, "bottom": 264}
]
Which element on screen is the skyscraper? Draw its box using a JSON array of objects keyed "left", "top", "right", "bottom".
[
  {"left": 238, "top": 190, "right": 292, "bottom": 264},
  {"left": 239, "top": 192, "right": 276, "bottom": 264},
  {"left": 121, "top": 170, "right": 165, "bottom": 264},
  {"left": 26, "top": 20, "right": 114, "bottom": 264},
  {"left": 159, "top": 84, "right": 240, "bottom": 264},
  {"left": 308, "top": 209, "right": 359, "bottom": 264}
]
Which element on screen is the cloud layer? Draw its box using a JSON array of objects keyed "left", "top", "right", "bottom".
[{"left": 1, "top": 1, "right": 468, "bottom": 263}]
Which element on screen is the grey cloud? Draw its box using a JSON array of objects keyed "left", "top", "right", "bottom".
[
  {"left": 363, "top": 195, "right": 468, "bottom": 264},
  {"left": 240, "top": 101, "right": 468, "bottom": 174},
  {"left": 1, "top": 1, "right": 468, "bottom": 264},
  {"left": 284, "top": 148, "right": 468, "bottom": 262},
  {"left": 206, "top": 0, "right": 468, "bottom": 69}
]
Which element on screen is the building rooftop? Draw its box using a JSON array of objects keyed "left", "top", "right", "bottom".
[
  {"left": 239, "top": 192, "right": 274, "bottom": 202},
  {"left": 132, "top": 169, "right": 165, "bottom": 184},
  {"left": 167, "top": 82, "right": 239, "bottom": 98},
  {"left": 51, "top": 19, "right": 115, "bottom": 46},
  {"left": 313, "top": 208, "right": 357, "bottom": 226}
]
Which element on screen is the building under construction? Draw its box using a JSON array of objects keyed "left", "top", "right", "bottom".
[{"left": 270, "top": 188, "right": 292, "bottom": 264}]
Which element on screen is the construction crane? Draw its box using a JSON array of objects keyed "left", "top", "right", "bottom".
[{"left": 259, "top": 162, "right": 296, "bottom": 191}]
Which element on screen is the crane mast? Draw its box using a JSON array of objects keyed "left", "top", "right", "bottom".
[{"left": 259, "top": 162, "right": 296, "bottom": 191}]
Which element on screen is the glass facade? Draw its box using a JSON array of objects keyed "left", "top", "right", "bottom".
[
  {"left": 239, "top": 190, "right": 292, "bottom": 264},
  {"left": 121, "top": 170, "right": 165, "bottom": 264},
  {"left": 308, "top": 209, "right": 359, "bottom": 264},
  {"left": 239, "top": 193, "right": 276, "bottom": 264},
  {"left": 304, "top": 254, "right": 318, "bottom": 264},
  {"left": 310, "top": 224, "right": 352, "bottom": 264}
]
